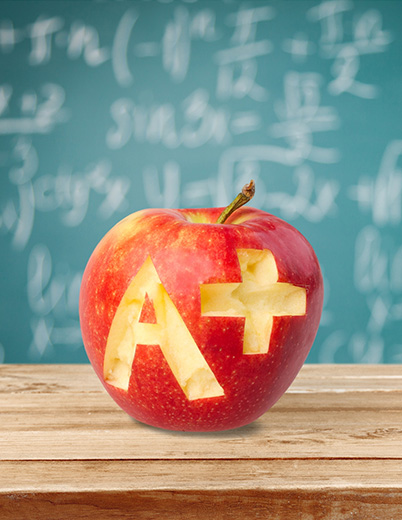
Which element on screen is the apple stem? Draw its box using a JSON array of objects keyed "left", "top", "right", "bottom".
[{"left": 216, "top": 180, "right": 255, "bottom": 224}]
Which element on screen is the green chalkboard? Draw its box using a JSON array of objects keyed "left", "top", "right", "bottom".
[{"left": 1, "top": 0, "right": 401, "bottom": 364}]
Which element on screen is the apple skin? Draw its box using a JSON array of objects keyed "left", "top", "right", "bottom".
[{"left": 79, "top": 206, "right": 323, "bottom": 432}]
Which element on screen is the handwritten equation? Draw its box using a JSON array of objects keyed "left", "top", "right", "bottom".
[{"left": 0, "top": 0, "right": 401, "bottom": 363}]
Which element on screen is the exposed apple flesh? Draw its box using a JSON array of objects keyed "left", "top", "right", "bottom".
[
  {"left": 201, "top": 248, "right": 306, "bottom": 355},
  {"left": 104, "top": 255, "right": 225, "bottom": 400},
  {"left": 104, "top": 247, "right": 306, "bottom": 401}
]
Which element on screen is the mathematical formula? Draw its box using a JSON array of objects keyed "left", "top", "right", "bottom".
[{"left": 0, "top": 0, "right": 400, "bottom": 363}]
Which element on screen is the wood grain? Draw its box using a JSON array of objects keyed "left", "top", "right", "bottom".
[{"left": 0, "top": 364, "right": 401, "bottom": 519}]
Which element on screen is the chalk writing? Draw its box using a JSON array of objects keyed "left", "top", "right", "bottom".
[
  {"left": 1, "top": 140, "right": 129, "bottom": 250},
  {"left": 264, "top": 165, "right": 340, "bottom": 222},
  {"left": 0, "top": 19, "right": 23, "bottom": 53},
  {"left": 27, "top": 244, "right": 82, "bottom": 360},
  {"left": 106, "top": 89, "right": 230, "bottom": 149},
  {"left": 308, "top": 0, "right": 392, "bottom": 98},
  {"left": 112, "top": 9, "right": 138, "bottom": 87},
  {"left": 215, "top": 5, "right": 274, "bottom": 101},
  {"left": 354, "top": 226, "right": 402, "bottom": 295},
  {"left": 271, "top": 72, "right": 340, "bottom": 164},
  {"left": 0, "top": 84, "right": 69, "bottom": 135},
  {"left": 349, "top": 141, "right": 402, "bottom": 227},
  {"left": 0, "top": 0, "right": 400, "bottom": 365},
  {"left": 143, "top": 161, "right": 181, "bottom": 208},
  {"left": 282, "top": 32, "right": 316, "bottom": 63}
]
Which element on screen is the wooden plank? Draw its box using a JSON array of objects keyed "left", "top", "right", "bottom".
[
  {"left": 1, "top": 416, "right": 401, "bottom": 460},
  {"left": 1, "top": 461, "right": 402, "bottom": 520},
  {"left": 1, "top": 365, "right": 402, "bottom": 461},
  {"left": 1, "top": 364, "right": 402, "bottom": 394},
  {"left": 1, "top": 407, "right": 402, "bottom": 460},
  {"left": 2, "top": 488, "right": 402, "bottom": 520},
  {"left": 0, "top": 364, "right": 105, "bottom": 394},
  {"left": 0, "top": 365, "right": 402, "bottom": 519},
  {"left": 2, "top": 459, "right": 402, "bottom": 492}
]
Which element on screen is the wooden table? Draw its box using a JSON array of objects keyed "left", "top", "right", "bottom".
[{"left": 0, "top": 364, "right": 401, "bottom": 519}]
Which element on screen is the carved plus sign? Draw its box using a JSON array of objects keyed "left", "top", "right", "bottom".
[{"left": 201, "top": 249, "right": 307, "bottom": 354}]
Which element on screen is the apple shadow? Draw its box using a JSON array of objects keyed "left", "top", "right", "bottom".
[{"left": 129, "top": 415, "right": 265, "bottom": 438}]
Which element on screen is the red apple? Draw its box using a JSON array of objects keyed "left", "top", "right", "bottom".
[{"left": 79, "top": 183, "right": 323, "bottom": 432}]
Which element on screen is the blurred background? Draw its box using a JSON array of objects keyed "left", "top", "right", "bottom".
[{"left": 0, "top": 0, "right": 401, "bottom": 364}]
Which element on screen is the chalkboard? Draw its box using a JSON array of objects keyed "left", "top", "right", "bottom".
[{"left": 1, "top": 0, "right": 401, "bottom": 364}]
